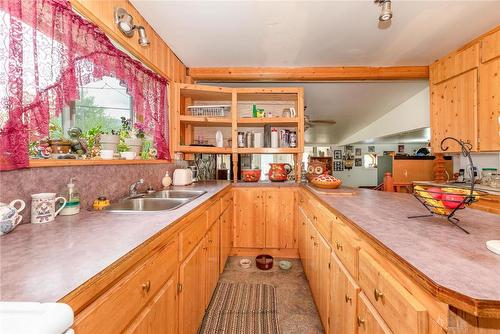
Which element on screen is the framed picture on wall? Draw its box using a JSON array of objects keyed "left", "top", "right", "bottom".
[
  {"left": 333, "top": 150, "right": 342, "bottom": 160},
  {"left": 368, "top": 146, "right": 375, "bottom": 153},
  {"left": 398, "top": 144, "right": 405, "bottom": 153},
  {"left": 354, "top": 158, "right": 362, "bottom": 167},
  {"left": 355, "top": 148, "right": 362, "bottom": 156},
  {"left": 334, "top": 160, "right": 344, "bottom": 171}
]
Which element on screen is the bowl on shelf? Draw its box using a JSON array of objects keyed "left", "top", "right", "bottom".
[{"left": 241, "top": 169, "right": 261, "bottom": 182}]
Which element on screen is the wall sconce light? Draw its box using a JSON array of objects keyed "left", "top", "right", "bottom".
[{"left": 114, "top": 8, "right": 150, "bottom": 46}]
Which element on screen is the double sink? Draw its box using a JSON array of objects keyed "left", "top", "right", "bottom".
[{"left": 105, "top": 190, "right": 207, "bottom": 212}]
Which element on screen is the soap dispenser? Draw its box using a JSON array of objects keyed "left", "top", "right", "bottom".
[
  {"left": 162, "top": 171, "right": 172, "bottom": 188},
  {"left": 60, "top": 177, "right": 80, "bottom": 216}
]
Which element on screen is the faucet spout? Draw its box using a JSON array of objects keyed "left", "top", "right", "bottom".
[{"left": 129, "top": 178, "right": 144, "bottom": 197}]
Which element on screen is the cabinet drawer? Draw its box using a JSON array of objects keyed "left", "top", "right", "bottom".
[
  {"left": 331, "top": 220, "right": 359, "bottom": 279},
  {"left": 357, "top": 292, "right": 393, "bottom": 334},
  {"left": 221, "top": 191, "right": 233, "bottom": 213},
  {"left": 207, "top": 200, "right": 221, "bottom": 226},
  {"left": 358, "top": 250, "right": 428, "bottom": 334},
  {"left": 302, "top": 197, "right": 332, "bottom": 243},
  {"left": 179, "top": 212, "right": 207, "bottom": 261},
  {"left": 74, "top": 238, "right": 178, "bottom": 334}
]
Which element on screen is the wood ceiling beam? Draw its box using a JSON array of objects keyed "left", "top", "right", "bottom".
[{"left": 188, "top": 66, "right": 429, "bottom": 82}]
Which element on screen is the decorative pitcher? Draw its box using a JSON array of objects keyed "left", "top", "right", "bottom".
[
  {"left": 268, "top": 163, "right": 293, "bottom": 182},
  {"left": 31, "top": 193, "right": 66, "bottom": 224}
]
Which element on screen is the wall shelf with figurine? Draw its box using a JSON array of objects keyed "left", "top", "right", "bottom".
[{"left": 173, "top": 84, "right": 304, "bottom": 183}]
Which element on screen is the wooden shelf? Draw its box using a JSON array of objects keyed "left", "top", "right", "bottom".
[
  {"left": 176, "top": 146, "right": 232, "bottom": 154},
  {"left": 179, "top": 115, "right": 232, "bottom": 127},
  {"left": 236, "top": 147, "right": 300, "bottom": 154},
  {"left": 237, "top": 117, "right": 299, "bottom": 127},
  {"left": 178, "top": 84, "right": 232, "bottom": 101},
  {"left": 29, "top": 159, "right": 170, "bottom": 168}
]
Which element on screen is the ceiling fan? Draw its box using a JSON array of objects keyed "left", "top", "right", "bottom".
[{"left": 304, "top": 106, "right": 337, "bottom": 131}]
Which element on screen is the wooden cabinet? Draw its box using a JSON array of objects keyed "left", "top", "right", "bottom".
[
  {"left": 220, "top": 203, "right": 233, "bottom": 273},
  {"left": 430, "top": 69, "right": 478, "bottom": 152},
  {"left": 330, "top": 253, "right": 360, "bottom": 334},
  {"left": 264, "top": 189, "right": 296, "bottom": 249},
  {"left": 233, "top": 188, "right": 265, "bottom": 248},
  {"left": 206, "top": 220, "right": 220, "bottom": 303},
  {"left": 479, "top": 49, "right": 500, "bottom": 151},
  {"left": 178, "top": 240, "right": 207, "bottom": 334},
  {"left": 331, "top": 219, "right": 360, "bottom": 279},
  {"left": 357, "top": 292, "right": 393, "bottom": 334},
  {"left": 125, "top": 275, "right": 178, "bottom": 334}
]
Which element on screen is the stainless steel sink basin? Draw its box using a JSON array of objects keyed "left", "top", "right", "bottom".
[
  {"left": 104, "top": 198, "right": 190, "bottom": 212},
  {"left": 143, "top": 190, "right": 206, "bottom": 199}
]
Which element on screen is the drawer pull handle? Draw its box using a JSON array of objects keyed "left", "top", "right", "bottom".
[
  {"left": 314, "top": 242, "right": 318, "bottom": 246},
  {"left": 313, "top": 216, "right": 318, "bottom": 221},
  {"left": 374, "top": 288, "right": 384, "bottom": 301},
  {"left": 142, "top": 280, "right": 151, "bottom": 293},
  {"left": 344, "top": 294, "right": 352, "bottom": 304},
  {"left": 336, "top": 242, "right": 343, "bottom": 251},
  {"left": 357, "top": 317, "right": 365, "bottom": 327}
]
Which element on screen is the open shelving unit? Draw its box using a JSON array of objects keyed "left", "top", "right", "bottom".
[{"left": 173, "top": 84, "right": 304, "bottom": 183}]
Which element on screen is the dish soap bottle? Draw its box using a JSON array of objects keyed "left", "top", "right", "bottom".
[
  {"left": 60, "top": 177, "right": 80, "bottom": 216},
  {"left": 162, "top": 171, "right": 172, "bottom": 188}
]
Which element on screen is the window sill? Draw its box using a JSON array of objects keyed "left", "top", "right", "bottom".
[{"left": 29, "top": 159, "right": 171, "bottom": 168}]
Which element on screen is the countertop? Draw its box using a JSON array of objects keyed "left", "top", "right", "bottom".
[
  {"left": 0, "top": 181, "right": 231, "bottom": 302},
  {"left": 303, "top": 184, "right": 500, "bottom": 306}
]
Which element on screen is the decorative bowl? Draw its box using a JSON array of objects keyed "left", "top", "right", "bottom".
[
  {"left": 310, "top": 174, "right": 342, "bottom": 189},
  {"left": 278, "top": 260, "right": 293, "bottom": 271},
  {"left": 241, "top": 169, "right": 261, "bottom": 182}
]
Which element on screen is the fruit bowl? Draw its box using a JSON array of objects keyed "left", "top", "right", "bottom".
[
  {"left": 310, "top": 174, "right": 342, "bottom": 189},
  {"left": 241, "top": 169, "right": 261, "bottom": 182},
  {"left": 413, "top": 185, "right": 482, "bottom": 216}
]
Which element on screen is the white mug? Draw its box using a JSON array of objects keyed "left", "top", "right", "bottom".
[{"left": 31, "top": 193, "right": 67, "bottom": 224}]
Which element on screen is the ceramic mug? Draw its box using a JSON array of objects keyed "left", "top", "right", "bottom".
[
  {"left": 0, "top": 199, "right": 26, "bottom": 220},
  {"left": 0, "top": 214, "right": 23, "bottom": 235},
  {"left": 31, "top": 193, "right": 67, "bottom": 224}
]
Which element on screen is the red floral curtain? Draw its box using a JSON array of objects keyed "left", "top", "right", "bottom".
[{"left": 0, "top": 0, "right": 170, "bottom": 170}]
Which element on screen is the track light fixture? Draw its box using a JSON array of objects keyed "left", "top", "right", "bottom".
[
  {"left": 375, "top": 0, "right": 393, "bottom": 22},
  {"left": 114, "top": 8, "right": 150, "bottom": 46}
]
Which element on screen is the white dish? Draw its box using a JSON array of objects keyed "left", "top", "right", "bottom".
[
  {"left": 120, "top": 151, "right": 136, "bottom": 160},
  {"left": 239, "top": 258, "right": 251, "bottom": 269},
  {"left": 100, "top": 149, "right": 114, "bottom": 160},
  {"left": 486, "top": 240, "right": 500, "bottom": 255}
]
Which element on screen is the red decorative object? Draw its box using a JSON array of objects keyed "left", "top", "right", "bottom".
[
  {"left": 268, "top": 163, "right": 292, "bottom": 182},
  {"left": 0, "top": 0, "right": 169, "bottom": 170},
  {"left": 241, "top": 169, "right": 261, "bottom": 182}
]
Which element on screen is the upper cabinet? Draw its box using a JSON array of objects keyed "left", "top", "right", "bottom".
[{"left": 430, "top": 26, "right": 500, "bottom": 153}]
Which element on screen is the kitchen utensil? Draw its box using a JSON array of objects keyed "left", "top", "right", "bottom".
[
  {"left": 278, "top": 260, "right": 293, "bottom": 271},
  {"left": 100, "top": 149, "right": 114, "bottom": 160},
  {"left": 0, "top": 214, "right": 23, "bottom": 235},
  {"left": 241, "top": 169, "right": 262, "bottom": 182},
  {"left": 256, "top": 254, "right": 273, "bottom": 270},
  {"left": 0, "top": 200, "right": 25, "bottom": 220},
  {"left": 239, "top": 258, "right": 252, "bottom": 269},
  {"left": 172, "top": 169, "right": 193, "bottom": 186},
  {"left": 31, "top": 193, "right": 67, "bottom": 224},
  {"left": 268, "top": 163, "right": 292, "bottom": 182}
]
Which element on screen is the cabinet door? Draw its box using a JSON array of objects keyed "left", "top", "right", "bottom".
[
  {"left": 330, "top": 254, "right": 360, "bottom": 334},
  {"left": 125, "top": 274, "right": 178, "bottom": 334},
  {"left": 298, "top": 207, "right": 308, "bottom": 270},
  {"left": 264, "top": 189, "right": 296, "bottom": 249},
  {"left": 220, "top": 205, "right": 233, "bottom": 273},
  {"left": 179, "top": 241, "right": 207, "bottom": 334},
  {"left": 316, "top": 231, "right": 331, "bottom": 331},
  {"left": 233, "top": 188, "right": 265, "bottom": 248},
  {"left": 306, "top": 220, "right": 319, "bottom": 300},
  {"left": 357, "top": 292, "right": 393, "bottom": 334},
  {"left": 206, "top": 220, "right": 220, "bottom": 304},
  {"left": 430, "top": 69, "right": 478, "bottom": 152},
  {"left": 479, "top": 56, "right": 500, "bottom": 151}
]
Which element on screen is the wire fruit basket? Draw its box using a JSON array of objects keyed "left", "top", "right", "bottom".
[
  {"left": 187, "top": 105, "right": 230, "bottom": 117},
  {"left": 408, "top": 137, "right": 484, "bottom": 234}
]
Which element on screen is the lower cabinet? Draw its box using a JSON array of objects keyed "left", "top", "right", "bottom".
[
  {"left": 206, "top": 219, "right": 220, "bottom": 303},
  {"left": 330, "top": 253, "right": 360, "bottom": 334},
  {"left": 220, "top": 203, "right": 233, "bottom": 272},
  {"left": 178, "top": 240, "right": 207, "bottom": 334},
  {"left": 124, "top": 275, "right": 178, "bottom": 334},
  {"left": 357, "top": 292, "right": 393, "bottom": 334},
  {"left": 233, "top": 188, "right": 265, "bottom": 248}
]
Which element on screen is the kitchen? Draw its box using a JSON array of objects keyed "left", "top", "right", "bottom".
[{"left": 0, "top": 1, "right": 499, "bottom": 334}]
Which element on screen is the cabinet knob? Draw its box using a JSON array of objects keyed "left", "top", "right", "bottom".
[
  {"left": 357, "top": 317, "right": 365, "bottom": 327},
  {"left": 314, "top": 242, "right": 318, "bottom": 246},
  {"left": 336, "top": 242, "right": 343, "bottom": 251},
  {"left": 142, "top": 280, "right": 151, "bottom": 293},
  {"left": 374, "top": 288, "right": 384, "bottom": 301},
  {"left": 345, "top": 294, "right": 352, "bottom": 304},
  {"left": 313, "top": 215, "right": 318, "bottom": 221}
]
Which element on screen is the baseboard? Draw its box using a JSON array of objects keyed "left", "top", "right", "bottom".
[{"left": 229, "top": 247, "right": 299, "bottom": 258}]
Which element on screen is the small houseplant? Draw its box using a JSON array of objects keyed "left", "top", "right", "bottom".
[{"left": 120, "top": 117, "right": 145, "bottom": 155}]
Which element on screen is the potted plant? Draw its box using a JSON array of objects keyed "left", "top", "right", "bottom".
[
  {"left": 121, "top": 118, "right": 145, "bottom": 156},
  {"left": 99, "top": 129, "right": 120, "bottom": 153}
]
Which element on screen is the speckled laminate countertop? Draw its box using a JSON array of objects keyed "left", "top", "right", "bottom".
[
  {"left": 303, "top": 184, "right": 500, "bottom": 307},
  {"left": 0, "top": 181, "right": 231, "bottom": 302}
]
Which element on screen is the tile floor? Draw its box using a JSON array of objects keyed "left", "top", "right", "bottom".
[{"left": 218, "top": 256, "right": 325, "bottom": 334}]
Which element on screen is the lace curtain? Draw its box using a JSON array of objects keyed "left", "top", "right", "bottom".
[{"left": 0, "top": 0, "right": 169, "bottom": 170}]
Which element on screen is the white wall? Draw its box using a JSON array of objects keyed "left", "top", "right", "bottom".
[
  {"left": 451, "top": 152, "right": 500, "bottom": 176},
  {"left": 338, "top": 87, "right": 430, "bottom": 145}
]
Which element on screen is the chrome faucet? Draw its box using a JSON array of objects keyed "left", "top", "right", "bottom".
[{"left": 129, "top": 179, "right": 144, "bottom": 197}]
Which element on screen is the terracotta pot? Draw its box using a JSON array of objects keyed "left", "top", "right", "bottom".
[
  {"left": 241, "top": 169, "right": 261, "bottom": 182},
  {"left": 268, "top": 163, "right": 292, "bottom": 182}
]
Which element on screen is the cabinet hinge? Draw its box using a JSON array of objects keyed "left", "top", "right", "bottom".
[{"left": 177, "top": 283, "right": 183, "bottom": 293}]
